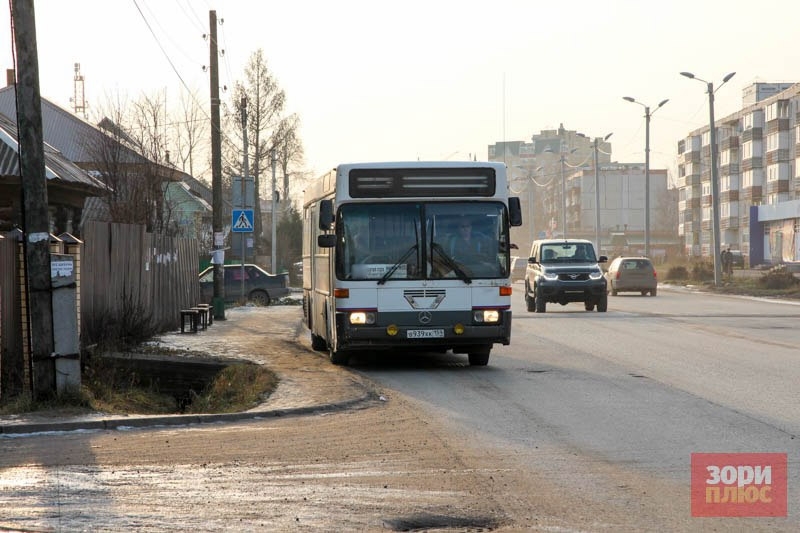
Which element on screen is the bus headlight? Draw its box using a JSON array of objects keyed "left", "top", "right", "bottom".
[
  {"left": 349, "top": 311, "right": 376, "bottom": 325},
  {"left": 473, "top": 309, "right": 500, "bottom": 323}
]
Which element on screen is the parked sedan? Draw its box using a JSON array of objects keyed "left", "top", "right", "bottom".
[
  {"left": 199, "top": 264, "right": 289, "bottom": 306},
  {"left": 605, "top": 256, "right": 657, "bottom": 296}
]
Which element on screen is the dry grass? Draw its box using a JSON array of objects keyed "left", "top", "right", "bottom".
[{"left": 0, "top": 359, "right": 279, "bottom": 416}]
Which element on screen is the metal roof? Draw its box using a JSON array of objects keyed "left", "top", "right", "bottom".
[
  {"left": 0, "top": 85, "right": 144, "bottom": 165},
  {"left": 0, "top": 112, "right": 106, "bottom": 193}
]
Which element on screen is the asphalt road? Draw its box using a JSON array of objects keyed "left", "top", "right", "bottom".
[
  {"left": 1, "top": 286, "right": 799, "bottom": 531},
  {"left": 348, "top": 284, "right": 800, "bottom": 529}
]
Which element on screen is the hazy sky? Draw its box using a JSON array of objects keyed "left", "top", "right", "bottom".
[{"left": 3, "top": 0, "right": 800, "bottom": 186}]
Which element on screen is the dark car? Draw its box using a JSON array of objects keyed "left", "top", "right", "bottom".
[
  {"left": 728, "top": 250, "right": 744, "bottom": 269},
  {"left": 523, "top": 239, "right": 608, "bottom": 313},
  {"left": 199, "top": 263, "right": 289, "bottom": 306}
]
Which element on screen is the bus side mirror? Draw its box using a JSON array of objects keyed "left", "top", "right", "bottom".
[
  {"left": 318, "top": 199, "right": 335, "bottom": 230},
  {"left": 318, "top": 234, "right": 336, "bottom": 248},
  {"left": 508, "top": 197, "right": 522, "bottom": 227}
]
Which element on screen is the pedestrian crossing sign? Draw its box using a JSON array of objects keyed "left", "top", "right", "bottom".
[{"left": 232, "top": 209, "right": 254, "bottom": 232}]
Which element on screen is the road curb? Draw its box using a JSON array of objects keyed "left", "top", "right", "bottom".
[{"left": 0, "top": 390, "right": 378, "bottom": 436}]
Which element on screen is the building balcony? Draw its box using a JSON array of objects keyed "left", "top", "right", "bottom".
[
  {"left": 720, "top": 190, "right": 739, "bottom": 202},
  {"left": 741, "top": 185, "right": 763, "bottom": 202},
  {"left": 682, "top": 150, "right": 701, "bottom": 164},
  {"left": 742, "top": 127, "right": 763, "bottom": 142},
  {"left": 766, "top": 118, "right": 790, "bottom": 134},
  {"left": 720, "top": 216, "right": 739, "bottom": 229},
  {"left": 766, "top": 180, "right": 790, "bottom": 194},
  {"left": 686, "top": 197, "right": 701, "bottom": 209},
  {"left": 766, "top": 149, "right": 791, "bottom": 165},
  {"left": 721, "top": 137, "right": 739, "bottom": 151},
  {"left": 702, "top": 194, "right": 711, "bottom": 207},
  {"left": 702, "top": 145, "right": 711, "bottom": 158},
  {"left": 741, "top": 157, "right": 763, "bottom": 171},
  {"left": 702, "top": 219, "right": 711, "bottom": 231},
  {"left": 720, "top": 163, "right": 739, "bottom": 176}
]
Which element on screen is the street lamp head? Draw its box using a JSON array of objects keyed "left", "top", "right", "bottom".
[
  {"left": 723, "top": 71, "right": 736, "bottom": 83},
  {"left": 657, "top": 98, "right": 669, "bottom": 108},
  {"left": 622, "top": 96, "right": 635, "bottom": 103},
  {"left": 604, "top": 132, "right": 613, "bottom": 141},
  {"left": 680, "top": 71, "right": 695, "bottom": 79}
]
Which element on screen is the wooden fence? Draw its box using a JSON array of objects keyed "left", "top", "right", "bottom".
[{"left": 0, "top": 222, "right": 200, "bottom": 399}]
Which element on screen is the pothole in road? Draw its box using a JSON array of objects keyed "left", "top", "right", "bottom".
[{"left": 383, "top": 513, "right": 501, "bottom": 531}]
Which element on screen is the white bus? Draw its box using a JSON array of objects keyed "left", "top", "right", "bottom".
[{"left": 302, "top": 161, "right": 522, "bottom": 366}]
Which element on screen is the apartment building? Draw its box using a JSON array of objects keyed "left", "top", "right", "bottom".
[
  {"left": 489, "top": 124, "right": 673, "bottom": 257},
  {"left": 677, "top": 82, "right": 800, "bottom": 266}
]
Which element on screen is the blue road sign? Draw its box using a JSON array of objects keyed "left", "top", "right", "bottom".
[{"left": 232, "top": 209, "right": 254, "bottom": 232}]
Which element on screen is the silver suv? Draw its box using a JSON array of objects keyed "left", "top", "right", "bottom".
[{"left": 523, "top": 239, "right": 608, "bottom": 313}]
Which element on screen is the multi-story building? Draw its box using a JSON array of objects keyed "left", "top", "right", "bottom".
[
  {"left": 677, "top": 82, "right": 800, "bottom": 266},
  {"left": 489, "top": 124, "right": 673, "bottom": 257}
]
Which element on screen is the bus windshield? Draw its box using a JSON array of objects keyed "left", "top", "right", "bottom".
[{"left": 336, "top": 201, "right": 510, "bottom": 281}]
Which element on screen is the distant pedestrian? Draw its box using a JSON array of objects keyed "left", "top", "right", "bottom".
[{"left": 720, "top": 248, "right": 731, "bottom": 279}]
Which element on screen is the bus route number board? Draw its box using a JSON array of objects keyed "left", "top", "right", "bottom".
[{"left": 407, "top": 329, "right": 445, "bottom": 339}]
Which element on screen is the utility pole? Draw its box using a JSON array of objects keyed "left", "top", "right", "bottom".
[
  {"left": 271, "top": 150, "right": 277, "bottom": 273},
  {"left": 12, "top": 0, "right": 56, "bottom": 398},
  {"left": 240, "top": 96, "right": 249, "bottom": 301},
  {"left": 209, "top": 10, "right": 225, "bottom": 319}
]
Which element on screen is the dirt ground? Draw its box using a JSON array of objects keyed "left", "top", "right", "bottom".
[{"left": 1, "top": 305, "right": 750, "bottom": 532}]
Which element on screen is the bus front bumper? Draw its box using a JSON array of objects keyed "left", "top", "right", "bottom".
[{"left": 334, "top": 310, "right": 512, "bottom": 351}]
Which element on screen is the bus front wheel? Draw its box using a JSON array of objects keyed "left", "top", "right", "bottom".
[
  {"left": 310, "top": 333, "right": 327, "bottom": 352},
  {"left": 468, "top": 349, "right": 491, "bottom": 366},
  {"left": 329, "top": 348, "right": 349, "bottom": 366}
]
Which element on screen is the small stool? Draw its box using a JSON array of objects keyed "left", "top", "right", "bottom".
[
  {"left": 196, "top": 303, "right": 213, "bottom": 326},
  {"left": 191, "top": 306, "right": 208, "bottom": 330},
  {"left": 180, "top": 309, "right": 200, "bottom": 333}
]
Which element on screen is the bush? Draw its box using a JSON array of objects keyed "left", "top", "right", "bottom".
[
  {"left": 665, "top": 265, "right": 689, "bottom": 281},
  {"left": 758, "top": 265, "right": 800, "bottom": 290},
  {"left": 82, "top": 291, "right": 155, "bottom": 352},
  {"left": 691, "top": 261, "right": 714, "bottom": 282}
]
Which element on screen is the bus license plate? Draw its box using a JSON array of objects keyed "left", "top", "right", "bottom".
[{"left": 407, "top": 329, "right": 445, "bottom": 339}]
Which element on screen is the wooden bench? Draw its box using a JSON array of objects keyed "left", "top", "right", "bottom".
[{"left": 180, "top": 309, "right": 200, "bottom": 333}]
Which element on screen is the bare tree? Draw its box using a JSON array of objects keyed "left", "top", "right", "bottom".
[
  {"left": 85, "top": 91, "right": 181, "bottom": 235},
  {"left": 272, "top": 113, "right": 304, "bottom": 212},
  {"left": 173, "top": 87, "right": 210, "bottom": 180},
  {"left": 222, "top": 49, "right": 304, "bottom": 256}
]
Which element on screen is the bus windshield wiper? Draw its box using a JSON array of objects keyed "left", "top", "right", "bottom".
[
  {"left": 430, "top": 242, "right": 472, "bottom": 284},
  {"left": 377, "top": 244, "right": 418, "bottom": 285}
]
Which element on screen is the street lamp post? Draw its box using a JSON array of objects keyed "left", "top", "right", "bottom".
[
  {"left": 593, "top": 133, "right": 613, "bottom": 254},
  {"left": 513, "top": 164, "right": 543, "bottom": 244},
  {"left": 547, "top": 147, "right": 577, "bottom": 238},
  {"left": 680, "top": 71, "right": 736, "bottom": 287},
  {"left": 623, "top": 96, "right": 668, "bottom": 258}
]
